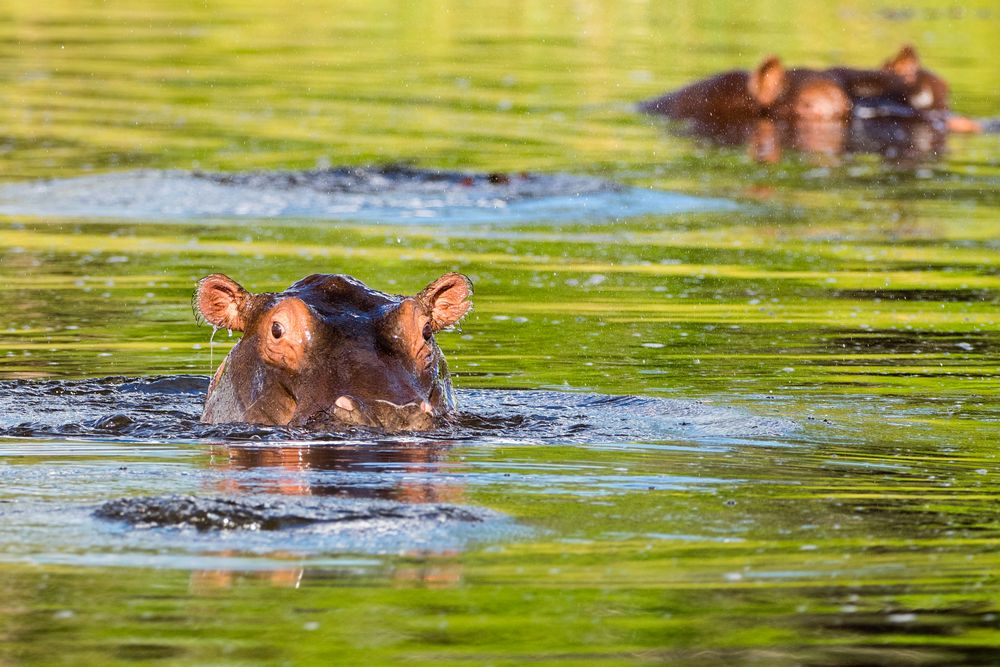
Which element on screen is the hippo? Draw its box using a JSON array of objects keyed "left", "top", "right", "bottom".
[
  {"left": 638, "top": 55, "right": 852, "bottom": 122},
  {"left": 831, "top": 45, "right": 979, "bottom": 133},
  {"left": 195, "top": 272, "right": 472, "bottom": 431},
  {"left": 640, "top": 46, "right": 979, "bottom": 133},
  {"left": 823, "top": 46, "right": 932, "bottom": 116}
]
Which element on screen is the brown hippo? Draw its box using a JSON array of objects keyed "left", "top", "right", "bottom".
[
  {"left": 638, "top": 55, "right": 852, "bottom": 122},
  {"left": 824, "top": 46, "right": 929, "bottom": 113},
  {"left": 195, "top": 272, "right": 472, "bottom": 431},
  {"left": 640, "top": 46, "right": 979, "bottom": 132},
  {"left": 827, "top": 45, "right": 980, "bottom": 132},
  {"left": 860, "top": 44, "right": 982, "bottom": 132}
]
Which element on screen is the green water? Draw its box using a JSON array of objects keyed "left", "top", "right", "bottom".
[{"left": 2, "top": 1, "right": 1000, "bottom": 665}]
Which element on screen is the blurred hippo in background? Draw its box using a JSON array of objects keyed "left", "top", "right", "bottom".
[
  {"left": 639, "top": 45, "right": 979, "bottom": 130},
  {"left": 827, "top": 45, "right": 980, "bottom": 132},
  {"left": 195, "top": 272, "right": 472, "bottom": 431},
  {"left": 639, "top": 45, "right": 981, "bottom": 164}
]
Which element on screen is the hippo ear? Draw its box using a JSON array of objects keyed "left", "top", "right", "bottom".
[
  {"left": 418, "top": 273, "right": 473, "bottom": 331},
  {"left": 748, "top": 56, "right": 785, "bottom": 107},
  {"left": 884, "top": 45, "right": 920, "bottom": 85},
  {"left": 196, "top": 274, "right": 252, "bottom": 332}
]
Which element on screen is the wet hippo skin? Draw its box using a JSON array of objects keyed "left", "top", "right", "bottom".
[{"left": 195, "top": 272, "right": 473, "bottom": 431}]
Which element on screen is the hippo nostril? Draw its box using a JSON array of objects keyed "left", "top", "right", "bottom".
[{"left": 335, "top": 396, "right": 356, "bottom": 412}]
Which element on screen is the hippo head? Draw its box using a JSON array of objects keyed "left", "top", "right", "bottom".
[
  {"left": 749, "top": 57, "right": 852, "bottom": 121},
  {"left": 883, "top": 45, "right": 949, "bottom": 113},
  {"left": 195, "top": 272, "right": 472, "bottom": 431}
]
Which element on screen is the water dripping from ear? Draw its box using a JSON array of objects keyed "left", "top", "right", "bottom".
[{"left": 209, "top": 325, "right": 220, "bottom": 370}]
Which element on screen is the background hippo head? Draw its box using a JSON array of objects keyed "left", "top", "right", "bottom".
[
  {"left": 195, "top": 272, "right": 473, "bottom": 431},
  {"left": 827, "top": 45, "right": 978, "bottom": 132},
  {"left": 882, "top": 45, "right": 949, "bottom": 113},
  {"left": 881, "top": 45, "right": 980, "bottom": 132},
  {"left": 747, "top": 57, "right": 852, "bottom": 121},
  {"left": 828, "top": 45, "right": 953, "bottom": 120}
]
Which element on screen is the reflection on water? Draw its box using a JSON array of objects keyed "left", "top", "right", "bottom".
[
  {"left": 657, "top": 115, "right": 953, "bottom": 165},
  {"left": 215, "top": 444, "right": 462, "bottom": 503}
]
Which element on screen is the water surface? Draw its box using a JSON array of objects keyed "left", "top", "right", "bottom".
[
  {"left": 1, "top": 1, "right": 999, "bottom": 665},
  {"left": 0, "top": 167, "right": 734, "bottom": 223}
]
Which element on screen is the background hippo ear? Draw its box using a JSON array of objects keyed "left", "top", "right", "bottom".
[
  {"left": 196, "top": 274, "right": 252, "bottom": 332},
  {"left": 748, "top": 56, "right": 785, "bottom": 107},
  {"left": 418, "top": 273, "right": 473, "bottom": 331},
  {"left": 884, "top": 45, "right": 920, "bottom": 84}
]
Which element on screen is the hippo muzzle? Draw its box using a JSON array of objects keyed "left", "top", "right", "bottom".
[{"left": 301, "top": 396, "right": 439, "bottom": 432}]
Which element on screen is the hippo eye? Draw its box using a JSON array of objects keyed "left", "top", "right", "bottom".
[
  {"left": 271, "top": 321, "right": 284, "bottom": 339},
  {"left": 422, "top": 322, "right": 433, "bottom": 340}
]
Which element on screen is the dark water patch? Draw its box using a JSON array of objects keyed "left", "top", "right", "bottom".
[
  {"left": 113, "top": 644, "right": 186, "bottom": 662},
  {"left": 95, "top": 495, "right": 487, "bottom": 531},
  {"left": 0, "top": 375, "right": 800, "bottom": 445},
  {"left": 120, "top": 375, "right": 209, "bottom": 394},
  {"left": 0, "top": 166, "right": 735, "bottom": 224},
  {"left": 830, "top": 288, "right": 998, "bottom": 303},
  {"left": 826, "top": 330, "right": 993, "bottom": 355}
]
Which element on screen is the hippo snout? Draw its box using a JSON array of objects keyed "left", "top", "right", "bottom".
[{"left": 318, "top": 395, "right": 437, "bottom": 432}]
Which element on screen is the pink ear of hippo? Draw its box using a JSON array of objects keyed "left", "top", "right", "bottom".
[
  {"left": 196, "top": 274, "right": 252, "bottom": 332},
  {"left": 748, "top": 56, "right": 786, "bottom": 107},
  {"left": 884, "top": 45, "right": 921, "bottom": 85},
  {"left": 947, "top": 115, "right": 982, "bottom": 134},
  {"left": 418, "top": 272, "right": 473, "bottom": 331}
]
